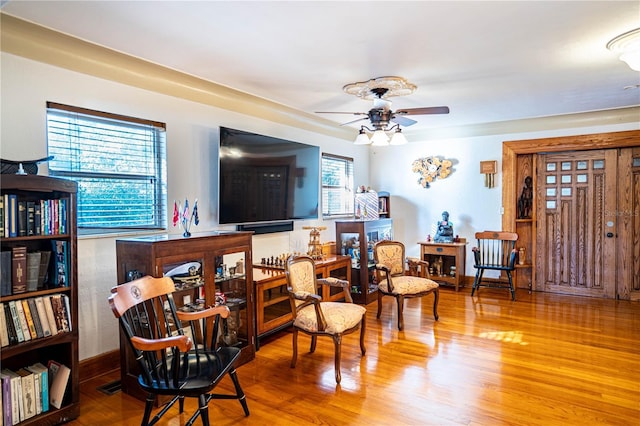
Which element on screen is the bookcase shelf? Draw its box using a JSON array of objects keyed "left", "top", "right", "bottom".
[{"left": 1, "top": 174, "right": 79, "bottom": 425}]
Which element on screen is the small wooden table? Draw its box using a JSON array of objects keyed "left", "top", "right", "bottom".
[
  {"left": 417, "top": 240, "right": 467, "bottom": 291},
  {"left": 253, "top": 255, "right": 351, "bottom": 348}
]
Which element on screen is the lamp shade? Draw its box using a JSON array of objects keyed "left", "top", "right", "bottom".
[
  {"left": 370, "top": 130, "right": 389, "bottom": 146},
  {"left": 607, "top": 28, "right": 640, "bottom": 71},
  {"left": 389, "top": 130, "right": 408, "bottom": 145},
  {"left": 354, "top": 130, "right": 372, "bottom": 145}
]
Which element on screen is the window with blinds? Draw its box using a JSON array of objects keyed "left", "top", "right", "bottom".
[
  {"left": 321, "top": 153, "right": 354, "bottom": 217},
  {"left": 46, "top": 102, "right": 167, "bottom": 232}
]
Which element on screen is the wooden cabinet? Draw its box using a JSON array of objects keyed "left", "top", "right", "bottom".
[
  {"left": 418, "top": 240, "right": 467, "bottom": 292},
  {"left": 1, "top": 174, "right": 79, "bottom": 425},
  {"left": 115, "top": 231, "right": 255, "bottom": 402},
  {"left": 336, "top": 219, "right": 393, "bottom": 304},
  {"left": 253, "top": 255, "right": 351, "bottom": 348}
]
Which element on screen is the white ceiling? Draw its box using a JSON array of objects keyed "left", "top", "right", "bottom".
[{"left": 2, "top": 1, "right": 639, "bottom": 133}]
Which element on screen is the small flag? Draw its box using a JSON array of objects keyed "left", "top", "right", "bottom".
[
  {"left": 172, "top": 201, "right": 179, "bottom": 226},
  {"left": 183, "top": 199, "right": 189, "bottom": 222},
  {"left": 192, "top": 199, "right": 199, "bottom": 226}
]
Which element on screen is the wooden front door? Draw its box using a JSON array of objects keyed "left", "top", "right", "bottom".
[{"left": 535, "top": 150, "right": 618, "bottom": 298}]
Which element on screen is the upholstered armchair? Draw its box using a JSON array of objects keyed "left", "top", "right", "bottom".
[
  {"left": 285, "top": 255, "right": 366, "bottom": 384},
  {"left": 374, "top": 240, "right": 439, "bottom": 330}
]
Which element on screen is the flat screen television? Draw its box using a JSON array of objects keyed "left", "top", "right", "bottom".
[{"left": 218, "top": 127, "right": 319, "bottom": 225}]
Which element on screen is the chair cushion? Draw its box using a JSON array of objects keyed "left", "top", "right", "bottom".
[
  {"left": 378, "top": 276, "right": 439, "bottom": 295},
  {"left": 294, "top": 302, "right": 366, "bottom": 333}
]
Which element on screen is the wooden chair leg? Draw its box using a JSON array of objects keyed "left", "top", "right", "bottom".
[
  {"left": 141, "top": 394, "right": 154, "bottom": 426},
  {"left": 376, "top": 290, "right": 383, "bottom": 319},
  {"left": 185, "top": 394, "right": 209, "bottom": 426},
  {"left": 396, "top": 295, "right": 405, "bottom": 331},
  {"left": 291, "top": 328, "right": 298, "bottom": 368},
  {"left": 507, "top": 271, "right": 516, "bottom": 301},
  {"left": 359, "top": 314, "right": 366, "bottom": 355},
  {"left": 228, "top": 368, "right": 250, "bottom": 417},
  {"left": 333, "top": 334, "right": 342, "bottom": 384},
  {"left": 432, "top": 288, "right": 439, "bottom": 321},
  {"left": 310, "top": 335, "right": 317, "bottom": 353}
]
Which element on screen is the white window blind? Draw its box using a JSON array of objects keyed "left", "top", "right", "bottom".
[
  {"left": 46, "top": 102, "right": 167, "bottom": 231},
  {"left": 322, "top": 153, "right": 354, "bottom": 217}
]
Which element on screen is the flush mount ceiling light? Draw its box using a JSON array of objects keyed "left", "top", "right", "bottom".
[
  {"left": 607, "top": 28, "right": 640, "bottom": 71},
  {"left": 315, "top": 76, "right": 449, "bottom": 146}
]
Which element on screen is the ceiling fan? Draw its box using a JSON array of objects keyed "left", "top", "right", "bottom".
[{"left": 316, "top": 77, "right": 449, "bottom": 145}]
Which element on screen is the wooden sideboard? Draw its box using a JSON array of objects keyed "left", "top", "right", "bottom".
[
  {"left": 417, "top": 240, "right": 467, "bottom": 292},
  {"left": 253, "top": 255, "right": 351, "bottom": 348}
]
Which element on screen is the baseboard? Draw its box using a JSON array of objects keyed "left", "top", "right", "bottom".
[{"left": 79, "top": 350, "right": 120, "bottom": 383}]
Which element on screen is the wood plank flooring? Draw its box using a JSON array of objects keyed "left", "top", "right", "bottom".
[{"left": 70, "top": 288, "right": 640, "bottom": 425}]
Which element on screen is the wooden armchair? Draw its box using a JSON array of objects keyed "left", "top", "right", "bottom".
[
  {"left": 471, "top": 231, "right": 519, "bottom": 300},
  {"left": 373, "top": 240, "right": 439, "bottom": 331},
  {"left": 284, "top": 255, "right": 366, "bottom": 384},
  {"left": 108, "top": 275, "right": 249, "bottom": 426}
]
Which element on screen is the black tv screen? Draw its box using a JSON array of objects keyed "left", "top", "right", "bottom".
[{"left": 218, "top": 127, "right": 320, "bottom": 225}]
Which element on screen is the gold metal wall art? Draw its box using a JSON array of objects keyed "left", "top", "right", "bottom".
[{"left": 411, "top": 156, "right": 453, "bottom": 188}]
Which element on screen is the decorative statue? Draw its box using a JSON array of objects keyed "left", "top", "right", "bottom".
[
  {"left": 517, "top": 176, "right": 533, "bottom": 219},
  {"left": 434, "top": 211, "right": 454, "bottom": 243}
]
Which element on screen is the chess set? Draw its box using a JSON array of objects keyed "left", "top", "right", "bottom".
[{"left": 255, "top": 253, "right": 298, "bottom": 270}]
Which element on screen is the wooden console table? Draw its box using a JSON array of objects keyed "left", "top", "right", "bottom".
[
  {"left": 418, "top": 240, "right": 467, "bottom": 292},
  {"left": 253, "top": 255, "right": 351, "bottom": 348}
]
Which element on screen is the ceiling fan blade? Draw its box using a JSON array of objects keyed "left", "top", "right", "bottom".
[
  {"left": 391, "top": 115, "right": 417, "bottom": 127},
  {"left": 340, "top": 117, "right": 368, "bottom": 126},
  {"left": 315, "top": 111, "right": 368, "bottom": 115},
  {"left": 395, "top": 106, "right": 450, "bottom": 115}
]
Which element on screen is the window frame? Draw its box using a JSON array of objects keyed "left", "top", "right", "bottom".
[
  {"left": 46, "top": 102, "right": 167, "bottom": 234},
  {"left": 321, "top": 153, "right": 354, "bottom": 218}
]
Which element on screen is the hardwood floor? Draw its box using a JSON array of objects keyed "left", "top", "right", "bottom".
[{"left": 71, "top": 288, "right": 640, "bottom": 425}]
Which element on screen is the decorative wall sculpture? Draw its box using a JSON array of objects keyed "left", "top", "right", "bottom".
[{"left": 411, "top": 156, "right": 453, "bottom": 188}]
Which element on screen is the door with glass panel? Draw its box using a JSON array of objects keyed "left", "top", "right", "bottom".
[{"left": 535, "top": 150, "right": 618, "bottom": 298}]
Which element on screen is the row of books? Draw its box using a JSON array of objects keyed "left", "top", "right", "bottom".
[
  {"left": 0, "top": 240, "right": 69, "bottom": 297},
  {"left": 1, "top": 360, "right": 71, "bottom": 425},
  {"left": 0, "top": 294, "right": 72, "bottom": 348},
  {"left": 0, "top": 195, "right": 68, "bottom": 238}
]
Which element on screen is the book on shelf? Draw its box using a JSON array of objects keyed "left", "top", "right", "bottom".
[
  {"left": 34, "top": 297, "right": 52, "bottom": 337},
  {"left": 7, "top": 301, "right": 24, "bottom": 343},
  {"left": 26, "top": 363, "right": 49, "bottom": 414},
  {"left": 26, "top": 298, "right": 44, "bottom": 339},
  {"left": 26, "top": 251, "right": 41, "bottom": 292},
  {"left": 1, "top": 369, "right": 23, "bottom": 424},
  {"left": 37, "top": 250, "right": 52, "bottom": 289},
  {"left": 6, "top": 194, "right": 17, "bottom": 238},
  {"left": 48, "top": 360, "right": 70, "bottom": 410},
  {"left": 11, "top": 246, "right": 27, "bottom": 295},
  {"left": 0, "top": 194, "right": 4, "bottom": 238},
  {"left": 0, "top": 303, "right": 9, "bottom": 347},
  {"left": 51, "top": 240, "right": 69, "bottom": 288},
  {"left": 1, "top": 372, "right": 12, "bottom": 426},
  {"left": 50, "top": 294, "right": 70, "bottom": 333},
  {"left": 17, "top": 201, "right": 26, "bottom": 237},
  {"left": 34, "top": 202, "right": 42, "bottom": 236},
  {"left": 26, "top": 201, "right": 36, "bottom": 236},
  {"left": 20, "top": 299, "right": 39, "bottom": 340},
  {"left": 43, "top": 296, "right": 59, "bottom": 336},
  {"left": 0, "top": 250, "right": 11, "bottom": 296},
  {"left": 3, "top": 303, "right": 18, "bottom": 345},
  {"left": 16, "top": 368, "right": 35, "bottom": 420},
  {"left": 13, "top": 299, "right": 31, "bottom": 342}
]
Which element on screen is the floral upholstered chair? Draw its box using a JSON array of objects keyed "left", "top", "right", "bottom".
[
  {"left": 285, "top": 255, "right": 366, "bottom": 384},
  {"left": 374, "top": 240, "right": 439, "bottom": 330}
]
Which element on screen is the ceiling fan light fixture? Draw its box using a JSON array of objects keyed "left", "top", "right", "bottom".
[
  {"left": 389, "top": 128, "right": 408, "bottom": 145},
  {"left": 354, "top": 128, "right": 372, "bottom": 145},
  {"left": 607, "top": 28, "right": 640, "bottom": 71},
  {"left": 370, "top": 130, "right": 390, "bottom": 146}
]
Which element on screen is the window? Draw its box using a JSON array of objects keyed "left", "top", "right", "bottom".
[
  {"left": 321, "top": 153, "right": 354, "bottom": 217},
  {"left": 47, "top": 102, "right": 167, "bottom": 232}
]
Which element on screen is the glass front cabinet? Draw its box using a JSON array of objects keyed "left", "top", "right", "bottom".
[
  {"left": 115, "top": 231, "right": 255, "bottom": 403},
  {"left": 335, "top": 218, "right": 393, "bottom": 304}
]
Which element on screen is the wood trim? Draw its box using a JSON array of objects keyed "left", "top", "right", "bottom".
[{"left": 79, "top": 350, "right": 120, "bottom": 383}]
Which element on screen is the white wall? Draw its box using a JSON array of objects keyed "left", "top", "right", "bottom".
[{"left": 2, "top": 52, "right": 637, "bottom": 361}]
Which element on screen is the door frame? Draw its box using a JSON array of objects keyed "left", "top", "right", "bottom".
[{"left": 501, "top": 129, "right": 640, "bottom": 296}]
